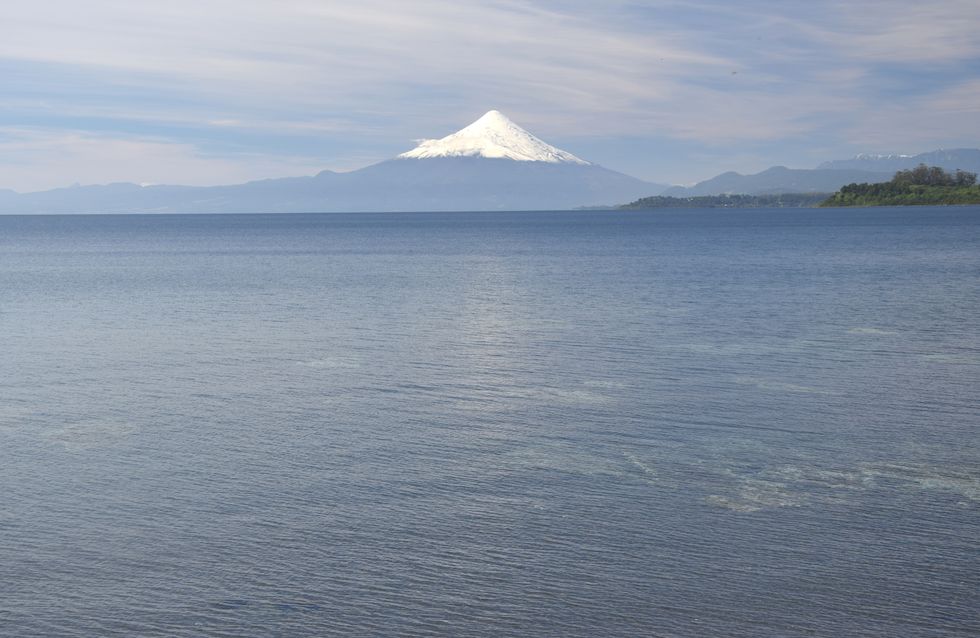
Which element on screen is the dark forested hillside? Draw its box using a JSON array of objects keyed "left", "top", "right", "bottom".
[{"left": 821, "top": 165, "right": 980, "bottom": 207}]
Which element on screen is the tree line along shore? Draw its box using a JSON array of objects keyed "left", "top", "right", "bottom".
[{"left": 621, "top": 165, "right": 980, "bottom": 209}]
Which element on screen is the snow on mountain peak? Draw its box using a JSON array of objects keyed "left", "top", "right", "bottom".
[{"left": 397, "top": 110, "right": 589, "bottom": 164}]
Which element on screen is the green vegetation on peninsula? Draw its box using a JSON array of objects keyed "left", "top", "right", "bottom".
[
  {"left": 821, "top": 165, "right": 980, "bottom": 207},
  {"left": 620, "top": 193, "right": 829, "bottom": 210},
  {"left": 621, "top": 165, "right": 980, "bottom": 210}
]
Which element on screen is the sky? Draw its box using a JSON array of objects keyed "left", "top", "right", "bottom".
[{"left": 2, "top": 0, "right": 979, "bottom": 192}]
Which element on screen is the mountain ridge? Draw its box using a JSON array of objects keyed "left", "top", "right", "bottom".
[
  {"left": 818, "top": 148, "right": 980, "bottom": 174},
  {"left": 659, "top": 149, "right": 980, "bottom": 198},
  {"left": 662, "top": 166, "right": 894, "bottom": 197}
]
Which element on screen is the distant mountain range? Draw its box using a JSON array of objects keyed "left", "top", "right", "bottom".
[
  {"left": 1, "top": 113, "right": 977, "bottom": 212},
  {"left": 661, "top": 167, "right": 893, "bottom": 197},
  {"left": 818, "top": 149, "right": 980, "bottom": 174},
  {"left": 0, "top": 111, "right": 664, "bottom": 214},
  {"left": 665, "top": 149, "right": 980, "bottom": 198}
]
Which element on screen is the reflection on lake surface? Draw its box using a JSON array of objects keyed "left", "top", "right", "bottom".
[{"left": 1, "top": 207, "right": 978, "bottom": 636}]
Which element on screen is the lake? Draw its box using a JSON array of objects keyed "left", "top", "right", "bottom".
[{"left": 1, "top": 207, "right": 978, "bottom": 636}]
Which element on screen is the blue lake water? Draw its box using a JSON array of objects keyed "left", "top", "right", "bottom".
[{"left": 1, "top": 207, "right": 978, "bottom": 636}]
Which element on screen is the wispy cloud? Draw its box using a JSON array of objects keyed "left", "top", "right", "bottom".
[
  {"left": 0, "top": 1, "right": 977, "bottom": 188},
  {"left": 824, "top": 0, "right": 980, "bottom": 63},
  {"left": 0, "top": 128, "right": 325, "bottom": 192}
]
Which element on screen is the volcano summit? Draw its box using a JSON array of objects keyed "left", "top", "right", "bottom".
[{"left": 398, "top": 110, "right": 589, "bottom": 164}]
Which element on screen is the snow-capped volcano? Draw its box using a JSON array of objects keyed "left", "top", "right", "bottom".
[
  {"left": 1, "top": 110, "right": 668, "bottom": 213},
  {"left": 398, "top": 110, "right": 589, "bottom": 164}
]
